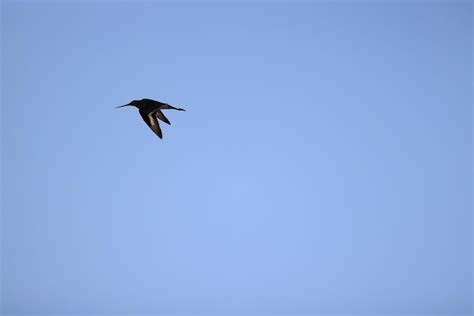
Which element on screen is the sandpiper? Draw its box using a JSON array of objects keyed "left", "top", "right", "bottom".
[{"left": 117, "top": 98, "right": 185, "bottom": 139}]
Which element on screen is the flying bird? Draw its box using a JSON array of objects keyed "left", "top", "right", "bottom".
[{"left": 116, "top": 98, "right": 185, "bottom": 139}]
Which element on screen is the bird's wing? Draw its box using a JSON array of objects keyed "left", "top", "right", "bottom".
[
  {"left": 139, "top": 109, "right": 162, "bottom": 139},
  {"left": 155, "top": 110, "right": 171, "bottom": 125}
]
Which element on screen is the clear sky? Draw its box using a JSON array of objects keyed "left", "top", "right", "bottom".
[{"left": 1, "top": 1, "right": 472, "bottom": 315}]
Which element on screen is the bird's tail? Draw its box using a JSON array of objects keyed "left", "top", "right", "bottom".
[{"left": 165, "top": 104, "right": 186, "bottom": 111}]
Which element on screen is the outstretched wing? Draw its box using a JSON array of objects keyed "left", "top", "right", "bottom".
[
  {"left": 155, "top": 110, "right": 171, "bottom": 125},
  {"left": 139, "top": 109, "right": 162, "bottom": 139}
]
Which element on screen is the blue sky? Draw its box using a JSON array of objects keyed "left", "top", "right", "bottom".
[{"left": 1, "top": 1, "right": 472, "bottom": 315}]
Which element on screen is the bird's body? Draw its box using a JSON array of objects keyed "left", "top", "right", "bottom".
[{"left": 117, "top": 98, "right": 185, "bottom": 139}]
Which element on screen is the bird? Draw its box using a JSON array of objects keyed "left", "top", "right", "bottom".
[{"left": 116, "top": 98, "right": 185, "bottom": 139}]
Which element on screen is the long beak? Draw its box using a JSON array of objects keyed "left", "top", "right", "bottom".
[{"left": 116, "top": 104, "right": 130, "bottom": 109}]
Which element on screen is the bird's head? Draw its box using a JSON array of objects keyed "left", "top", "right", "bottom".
[{"left": 116, "top": 100, "right": 140, "bottom": 109}]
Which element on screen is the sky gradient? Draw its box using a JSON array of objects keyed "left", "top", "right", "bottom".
[{"left": 1, "top": 1, "right": 472, "bottom": 315}]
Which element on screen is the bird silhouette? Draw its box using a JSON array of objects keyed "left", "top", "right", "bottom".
[{"left": 116, "top": 98, "right": 185, "bottom": 139}]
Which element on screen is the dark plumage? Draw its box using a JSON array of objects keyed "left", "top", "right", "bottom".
[{"left": 116, "top": 98, "right": 185, "bottom": 139}]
